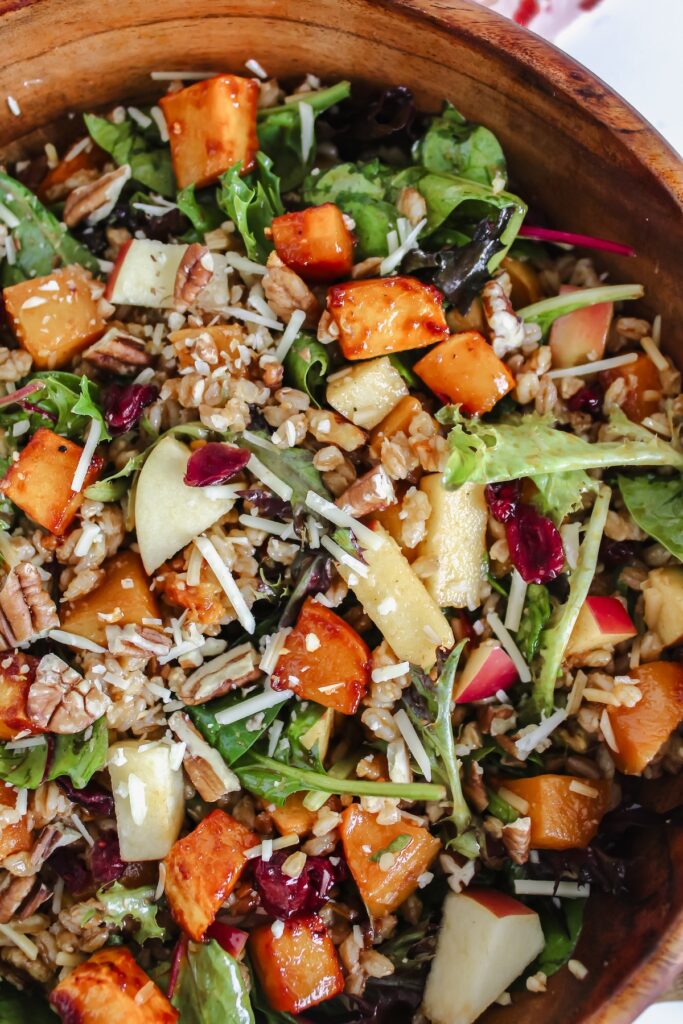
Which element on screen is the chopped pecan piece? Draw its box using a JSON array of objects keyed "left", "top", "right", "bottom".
[
  {"left": 83, "top": 326, "right": 153, "bottom": 375},
  {"left": 0, "top": 562, "right": 59, "bottom": 650},
  {"left": 263, "top": 251, "right": 320, "bottom": 326},
  {"left": 27, "top": 654, "right": 110, "bottom": 734},
  {"left": 501, "top": 816, "right": 531, "bottom": 865},
  {"left": 168, "top": 711, "right": 240, "bottom": 802},
  {"left": 18, "top": 881, "right": 51, "bottom": 920},
  {"left": 174, "top": 244, "right": 214, "bottom": 311},
  {"left": 105, "top": 623, "right": 171, "bottom": 660},
  {"left": 476, "top": 703, "right": 515, "bottom": 736},
  {"left": 462, "top": 760, "right": 488, "bottom": 814},
  {"left": 177, "top": 642, "right": 259, "bottom": 704},
  {"left": 0, "top": 876, "right": 34, "bottom": 924},
  {"left": 337, "top": 466, "right": 395, "bottom": 518},
  {"left": 63, "top": 164, "right": 132, "bottom": 228}
]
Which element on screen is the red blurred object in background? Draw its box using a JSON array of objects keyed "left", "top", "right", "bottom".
[{"left": 476, "top": 0, "right": 603, "bottom": 33}]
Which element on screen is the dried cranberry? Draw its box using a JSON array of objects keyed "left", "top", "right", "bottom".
[
  {"left": 184, "top": 442, "right": 250, "bottom": 487},
  {"left": 566, "top": 385, "right": 603, "bottom": 419},
  {"left": 88, "top": 832, "right": 126, "bottom": 885},
  {"left": 57, "top": 777, "right": 115, "bottom": 818},
  {"left": 238, "top": 487, "right": 292, "bottom": 519},
  {"left": 600, "top": 539, "right": 641, "bottom": 569},
  {"left": 49, "top": 848, "right": 91, "bottom": 895},
  {"left": 253, "top": 851, "right": 343, "bottom": 919},
  {"left": 104, "top": 383, "right": 158, "bottom": 435},
  {"left": 485, "top": 481, "right": 522, "bottom": 523},
  {"left": 506, "top": 506, "right": 565, "bottom": 583}
]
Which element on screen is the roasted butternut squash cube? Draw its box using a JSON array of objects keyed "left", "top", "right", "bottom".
[
  {"left": 0, "top": 427, "right": 103, "bottom": 535},
  {"left": 164, "top": 808, "right": 257, "bottom": 940},
  {"left": 3, "top": 266, "right": 106, "bottom": 369},
  {"left": 0, "top": 780, "right": 31, "bottom": 860},
  {"left": 170, "top": 324, "right": 245, "bottom": 372},
  {"left": 61, "top": 551, "right": 159, "bottom": 646},
  {"left": 272, "top": 203, "right": 354, "bottom": 282},
  {"left": 601, "top": 353, "right": 661, "bottom": 423},
  {"left": 50, "top": 947, "right": 178, "bottom": 1024},
  {"left": 267, "top": 792, "right": 318, "bottom": 837},
  {"left": 608, "top": 661, "right": 683, "bottom": 775},
  {"left": 159, "top": 74, "right": 259, "bottom": 189},
  {"left": 157, "top": 559, "right": 228, "bottom": 626},
  {"left": 327, "top": 277, "right": 448, "bottom": 360},
  {"left": 415, "top": 331, "right": 514, "bottom": 415},
  {"left": 340, "top": 804, "right": 440, "bottom": 917},
  {"left": 271, "top": 596, "right": 371, "bottom": 714},
  {"left": 369, "top": 395, "right": 428, "bottom": 456},
  {"left": 249, "top": 915, "right": 344, "bottom": 1013},
  {"left": 498, "top": 775, "right": 611, "bottom": 850},
  {"left": 0, "top": 652, "right": 39, "bottom": 740},
  {"left": 38, "top": 138, "right": 106, "bottom": 202}
]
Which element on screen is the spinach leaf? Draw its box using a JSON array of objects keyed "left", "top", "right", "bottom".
[
  {"left": 532, "top": 899, "right": 586, "bottom": 978},
  {"left": 518, "top": 283, "right": 643, "bottom": 336},
  {"left": 486, "top": 787, "right": 519, "bottom": 824},
  {"left": 94, "top": 883, "right": 164, "bottom": 944},
  {"left": 0, "top": 738, "right": 47, "bottom": 788},
  {"left": 618, "top": 473, "right": 683, "bottom": 561},
  {"left": 0, "top": 171, "right": 100, "bottom": 285},
  {"left": 278, "top": 552, "right": 333, "bottom": 628},
  {"left": 217, "top": 153, "right": 283, "bottom": 263},
  {"left": 177, "top": 184, "right": 223, "bottom": 236},
  {"left": 84, "top": 111, "right": 175, "bottom": 197},
  {"left": 0, "top": 982, "right": 55, "bottom": 1023},
  {"left": 388, "top": 354, "right": 419, "bottom": 388},
  {"left": 338, "top": 198, "right": 398, "bottom": 260},
  {"left": 414, "top": 101, "right": 506, "bottom": 187},
  {"left": 240, "top": 432, "right": 328, "bottom": 504},
  {"left": 273, "top": 701, "right": 328, "bottom": 771},
  {"left": 283, "top": 333, "right": 329, "bottom": 405},
  {"left": 301, "top": 160, "right": 396, "bottom": 259},
  {"left": 516, "top": 584, "right": 552, "bottom": 663},
  {"left": 189, "top": 691, "right": 280, "bottom": 767},
  {"left": 0, "top": 716, "right": 107, "bottom": 789},
  {"left": 0, "top": 372, "right": 108, "bottom": 444},
  {"left": 173, "top": 940, "right": 254, "bottom": 1024}
]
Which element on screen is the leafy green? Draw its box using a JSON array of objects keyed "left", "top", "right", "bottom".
[
  {"left": 95, "top": 883, "right": 164, "bottom": 944},
  {"left": 532, "top": 899, "right": 586, "bottom": 978},
  {"left": 531, "top": 471, "right": 593, "bottom": 524},
  {"left": 0, "top": 372, "right": 108, "bottom": 444},
  {"left": 0, "top": 982, "right": 55, "bottom": 1023},
  {"left": 172, "top": 940, "right": 254, "bottom": 1024},
  {"left": 0, "top": 738, "right": 46, "bottom": 788},
  {"left": 0, "top": 171, "right": 100, "bottom": 285},
  {"left": 302, "top": 159, "right": 389, "bottom": 206},
  {"left": 240, "top": 431, "right": 328, "bottom": 503},
  {"left": 371, "top": 833, "right": 413, "bottom": 861},
  {"left": 414, "top": 102, "right": 506, "bottom": 187},
  {"left": 485, "top": 788, "right": 520, "bottom": 824},
  {"left": 388, "top": 354, "right": 420, "bottom": 388},
  {"left": 0, "top": 717, "right": 107, "bottom": 790},
  {"left": 177, "top": 184, "right": 224, "bottom": 236},
  {"left": 84, "top": 111, "right": 175, "bottom": 197},
  {"left": 189, "top": 691, "right": 281, "bottom": 767},
  {"left": 70, "top": 375, "right": 111, "bottom": 440},
  {"left": 618, "top": 473, "right": 683, "bottom": 561},
  {"left": 518, "top": 283, "right": 643, "bottom": 336},
  {"left": 516, "top": 584, "right": 552, "bottom": 662},
  {"left": 534, "top": 486, "right": 611, "bottom": 712},
  {"left": 273, "top": 701, "right": 328, "bottom": 771},
  {"left": 284, "top": 333, "right": 330, "bottom": 405},
  {"left": 217, "top": 153, "right": 284, "bottom": 263},
  {"left": 257, "top": 81, "right": 351, "bottom": 191}
]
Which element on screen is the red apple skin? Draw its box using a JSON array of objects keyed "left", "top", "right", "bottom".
[
  {"left": 104, "top": 239, "right": 133, "bottom": 302},
  {"left": 587, "top": 596, "right": 637, "bottom": 636},
  {"left": 549, "top": 285, "right": 613, "bottom": 369},
  {"left": 465, "top": 887, "right": 536, "bottom": 918},
  {"left": 454, "top": 641, "right": 518, "bottom": 704}
]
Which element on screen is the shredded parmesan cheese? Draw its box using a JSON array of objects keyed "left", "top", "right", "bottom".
[
  {"left": 245, "top": 833, "right": 299, "bottom": 860},
  {"left": 70, "top": 418, "right": 101, "bottom": 493},
  {"left": 194, "top": 535, "right": 256, "bottom": 633},
  {"left": 0, "top": 922, "right": 38, "bottom": 959},
  {"left": 320, "top": 534, "right": 369, "bottom": 577},
  {"left": 247, "top": 454, "right": 293, "bottom": 502},
  {"left": 393, "top": 709, "right": 432, "bottom": 782},
  {"left": 299, "top": 102, "right": 314, "bottom": 164},
  {"left": 486, "top": 611, "right": 531, "bottom": 682},
  {"left": 49, "top": 629, "right": 107, "bottom": 654},
  {"left": 546, "top": 351, "right": 638, "bottom": 380},
  {"left": 514, "top": 879, "right": 590, "bottom": 899},
  {"left": 305, "top": 490, "right": 381, "bottom": 550},
  {"left": 515, "top": 707, "right": 568, "bottom": 760},
  {"left": 213, "top": 685, "right": 293, "bottom": 726},
  {"left": 600, "top": 709, "right": 620, "bottom": 753},
  {"left": 274, "top": 308, "right": 307, "bottom": 364},
  {"left": 503, "top": 570, "right": 527, "bottom": 633},
  {"left": 379, "top": 217, "right": 427, "bottom": 276}
]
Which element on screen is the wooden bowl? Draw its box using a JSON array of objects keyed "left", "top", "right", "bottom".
[{"left": 0, "top": 0, "right": 681, "bottom": 1020}]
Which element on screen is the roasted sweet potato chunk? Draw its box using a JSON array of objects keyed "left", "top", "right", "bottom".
[
  {"left": 601, "top": 353, "right": 661, "bottom": 423},
  {"left": 3, "top": 266, "right": 106, "bottom": 369},
  {"left": 170, "top": 324, "right": 245, "bottom": 372},
  {"left": 608, "top": 661, "right": 683, "bottom": 775},
  {"left": 49, "top": 947, "right": 178, "bottom": 1024},
  {"left": 415, "top": 330, "right": 514, "bottom": 415},
  {"left": 0, "top": 427, "right": 103, "bottom": 536},
  {"left": 249, "top": 915, "right": 344, "bottom": 1013},
  {"left": 498, "top": 775, "right": 611, "bottom": 850},
  {"left": 369, "top": 395, "right": 427, "bottom": 456},
  {"left": 164, "top": 808, "right": 257, "bottom": 940},
  {"left": 271, "top": 596, "right": 371, "bottom": 714},
  {"left": 0, "top": 780, "right": 31, "bottom": 860},
  {"left": 272, "top": 203, "right": 354, "bottom": 282},
  {"left": 0, "top": 652, "right": 39, "bottom": 740},
  {"left": 61, "top": 550, "right": 159, "bottom": 646},
  {"left": 327, "top": 277, "right": 448, "bottom": 360},
  {"left": 267, "top": 792, "right": 318, "bottom": 838},
  {"left": 160, "top": 74, "right": 259, "bottom": 189},
  {"left": 340, "top": 804, "right": 441, "bottom": 917}
]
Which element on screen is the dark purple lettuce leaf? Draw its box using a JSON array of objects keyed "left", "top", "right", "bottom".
[
  {"left": 317, "top": 86, "right": 419, "bottom": 159},
  {"left": 49, "top": 847, "right": 91, "bottom": 895},
  {"left": 184, "top": 442, "right": 250, "bottom": 487},
  {"left": 57, "top": 777, "right": 115, "bottom": 817},
  {"left": 238, "top": 486, "right": 292, "bottom": 519}
]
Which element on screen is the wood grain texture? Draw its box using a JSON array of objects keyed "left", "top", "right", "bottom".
[{"left": 0, "top": 1, "right": 681, "bottom": 1020}]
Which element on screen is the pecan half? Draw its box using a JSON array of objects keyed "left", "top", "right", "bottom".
[
  {"left": 105, "top": 623, "right": 171, "bottom": 660},
  {"left": 482, "top": 276, "right": 525, "bottom": 359},
  {"left": 18, "top": 881, "right": 51, "bottom": 920},
  {"left": 27, "top": 654, "right": 110, "bottom": 734},
  {"left": 174, "top": 244, "right": 214, "bottom": 311},
  {"left": 169, "top": 711, "right": 240, "bottom": 802},
  {"left": 0, "top": 563, "right": 59, "bottom": 650},
  {"left": 501, "top": 816, "right": 531, "bottom": 865},
  {"left": 0, "top": 876, "right": 34, "bottom": 924},
  {"left": 263, "top": 251, "right": 320, "bottom": 326},
  {"left": 63, "top": 164, "right": 132, "bottom": 228},
  {"left": 337, "top": 466, "right": 395, "bottom": 518},
  {"left": 463, "top": 760, "right": 488, "bottom": 814},
  {"left": 83, "top": 326, "right": 153, "bottom": 375},
  {"left": 177, "top": 643, "right": 259, "bottom": 705}
]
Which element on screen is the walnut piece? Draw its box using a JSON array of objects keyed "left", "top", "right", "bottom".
[
  {"left": 0, "top": 876, "right": 34, "bottom": 924},
  {"left": 337, "top": 466, "right": 395, "bottom": 518},
  {"left": 0, "top": 347, "right": 32, "bottom": 383},
  {"left": 169, "top": 711, "right": 240, "bottom": 802},
  {"left": 27, "top": 653, "right": 110, "bottom": 734},
  {"left": 501, "top": 816, "right": 531, "bottom": 865},
  {"left": 174, "top": 243, "right": 214, "bottom": 311},
  {"left": 83, "top": 326, "right": 153, "bottom": 375},
  {"left": 482, "top": 276, "right": 525, "bottom": 359},
  {"left": 263, "top": 252, "right": 320, "bottom": 326},
  {"left": 63, "top": 164, "right": 132, "bottom": 228},
  {"left": 0, "top": 562, "right": 59, "bottom": 650}
]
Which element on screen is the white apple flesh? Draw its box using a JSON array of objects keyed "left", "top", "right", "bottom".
[
  {"left": 566, "top": 595, "right": 636, "bottom": 659},
  {"left": 106, "top": 238, "right": 188, "bottom": 308},
  {"left": 108, "top": 739, "right": 185, "bottom": 861},
  {"left": 454, "top": 640, "right": 518, "bottom": 703},
  {"left": 643, "top": 566, "right": 683, "bottom": 648}
]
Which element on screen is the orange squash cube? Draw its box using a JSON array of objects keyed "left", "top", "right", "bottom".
[
  {"left": 3, "top": 266, "right": 106, "bottom": 370},
  {"left": 601, "top": 353, "right": 661, "bottom": 423},
  {"left": 0, "top": 780, "right": 31, "bottom": 860},
  {"left": 327, "top": 277, "right": 448, "bottom": 361},
  {"left": 164, "top": 808, "right": 257, "bottom": 940},
  {"left": 369, "top": 394, "right": 428, "bottom": 456},
  {"left": 268, "top": 792, "right": 318, "bottom": 838},
  {"left": 0, "top": 427, "right": 103, "bottom": 536},
  {"left": 157, "top": 558, "right": 228, "bottom": 626},
  {"left": 608, "top": 661, "right": 683, "bottom": 775},
  {"left": 159, "top": 74, "right": 259, "bottom": 189},
  {"left": 61, "top": 551, "right": 159, "bottom": 646},
  {"left": 498, "top": 775, "right": 611, "bottom": 850},
  {"left": 272, "top": 204, "right": 354, "bottom": 282},
  {"left": 249, "top": 915, "right": 344, "bottom": 1014},
  {"left": 38, "top": 138, "right": 106, "bottom": 203},
  {"left": 0, "top": 652, "right": 40, "bottom": 740},
  {"left": 50, "top": 947, "right": 178, "bottom": 1024},
  {"left": 415, "top": 330, "right": 514, "bottom": 415},
  {"left": 340, "top": 804, "right": 441, "bottom": 917},
  {"left": 170, "top": 324, "right": 245, "bottom": 372},
  {"left": 271, "top": 596, "right": 371, "bottom": 714}
]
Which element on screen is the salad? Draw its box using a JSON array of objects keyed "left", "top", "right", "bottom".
[{"left": 0, "top": 64, "right": 681, "bottom": 1024}]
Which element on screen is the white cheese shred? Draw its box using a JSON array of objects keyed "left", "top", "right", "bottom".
[
  {"left": 486, "top": 611, "right": 531, "bottom": 682},
  {"left": 393, "top": 708, "right": 432, "bottom": 782},
  {"left": 299, "top": 102, "right": 315, "bottom": 164},
  {"left": 70, "top": 418, "right": 101, "bottom": 493},
  {"left": 194, "top": 535, "right": 256, "bottom": 634},
  {"left": 274, "top": 309, "right": 307, "bottom": 364},
  {"left": 546, "top": 351, "right": 638, "bottom": 380},
  {"left": 515, "top": 707, "right": 568, "bottom": 760},
  {"left": 320, "top": 535, "right": 369, "bottom": 578},
  {"left": 305, "top": 491, "right": 381, "bottom": 550},
  {"left": 379, "top": 217, "right": 427, "bottom": 276},
  {"left": 247, "top": 454, "right": 293, "bottom": 502},
  {"left": 514, "top": 879, "right": 590, "bottom": 899},
  {"left": 213, "top": 685, "right": 293, "bottom": 726},
  {"left": 503, "top": 570, "right": 527, "bottom": 633},
  {"left": 245, "top": 833, "right": 299, "bottom": 860}
]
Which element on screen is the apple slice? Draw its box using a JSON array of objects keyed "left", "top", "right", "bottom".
[
  {"left": 643, "top": 566, "right": 683, "bottom": 648},
  {"left": 454, "top": 640, "right": 518, "bottom": 703},
  {"left": 108, "top": 739, "right": 185, "bottom": 861},
  {"left": 423, "top": 888, "right": 544, "bottom": 1024},
  {"left": 549, "top": 284, "right": 614, "bottom": 369},
  {"left": 566, "top": 595, "right": 637, "bottom": 660},
  {"left": 135, "top": 436, "right": 238, "bottom": 573},
  {"left": 106, "top": 239, "right": 189, "bottom": 308}
]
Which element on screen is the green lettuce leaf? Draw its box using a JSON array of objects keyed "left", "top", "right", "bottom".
[
  {"left": 0, "top": 372, "right": 108, "bottom": 444},
  {"left": 0, "top": 982, "right": 55, "bottom": 1023},
  {"left": 532, "top": 899, "right": 586, "bottom": 978},
  {"left": 273, "top": 700, "right": 328, "bottom": 771},
  {"left": 239, "top": 431, "right": 328, "bottom": 503},
  {"left": 189, "top": 690, "right": 281, "bottom": 767},
  {"left": 283, "top": 333, "right": 329, "bottom": 405},
  {"left": 531, "top": 471, "right": 593, "bottom": 524},
  {"left": 517, "top": 283, "right": 643, "bottom": 335},
  {"left": 84, "top": 111, "right": 175, "bottom": 197},
  {"left": 95, "top": 883, "right": 164, "bottom": 944},
  {"left": 618, "top": 473, "right": 683, "bottom": 561},
  {"left": 177, "top": 184, "right": 223, "bottom": 236},
  {"left": 414, "top": 101, "right": 506, "bottom": 187},
  {"left": 217, "top": 153, "right": 284, "bottom": 263},
  {"left": 485, "top": 787, "right": 519, "bottom": 824},
  {"left": 0, "top": 716, "right": 107, "bottom": 789},
  {"left": 516, "top": 584, "right": 552, "bottom": 663},
  {"left": 172, "top": 940, "right": 254, "bottom": 1024},
  {"left": 0, "top": 171, "right": 100, "bottom": 285}
]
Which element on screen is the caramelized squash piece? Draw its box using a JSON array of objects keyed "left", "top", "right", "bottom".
[
  {"left": 249, "top": 915, "right": 344, "bottom": 1013},
  {"left": 499, "top": 775, "right": 611, "bottom": 850},
  {"left": 0, "top": 652, "right": 39, "bottom": 740},
  {"left": 61, "top": 551, "right": 159, "bottom": 646},
  {"left": 38, "top": 138, "right": 105, "bottom": 202},
  {"left": 414, "top": 331, "right": 514, "bottom": 415},
  {"left": 170, "top": 324, "right": 245, "bottom": 372},
  {"left": 0, "top": 780, "right": 31, "bottom": 860},
  {"left": 608, "top": 661, "right": 683, "bottom": 775},
  {"left": 272, "top": 203, "right": 354, "bottom": 282},
  {"left": 340, "top": 804, "right": 440, "bottom": 917},
  {"left": 271, "top": 596, "right": 371, "bottom": 714},
  {"left": 267, "top": 792, "right": 318, "bottom": 838},
  {"left": 164, "top": 808, "right": 257, "bottom": 940},
  {"left": 0, "top": 427, "right": 103, "bottom": 535},
  {"left": 3, "top": 266, "right": 106, "bottom": 369},
  {"left": 160, "top": 74, "right": 259, "bottom": 189},
  {"left": 50, "top": 947, "right": 178, "bottom": 1024},
  {"left": 157, "top": 558, "right": 228, "bottom": 626},
  {"left": 600, "top": 353, "right": 661, "bottom": 423},
  {"left": 327, "top": 277, "right": 448, "bottom": 360}
]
